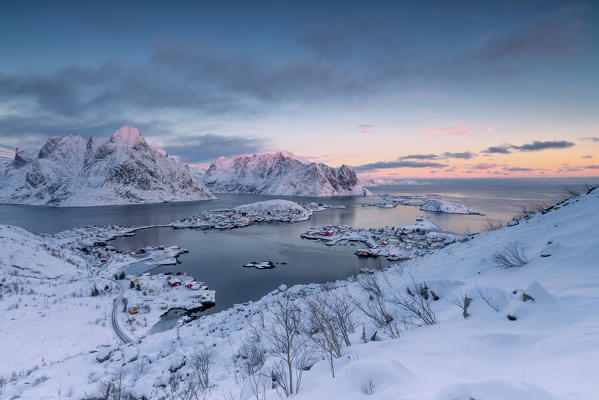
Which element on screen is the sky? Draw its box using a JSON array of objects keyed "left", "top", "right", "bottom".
[{"left": 0, "top": 0, "right": 598, "bottom": 179}]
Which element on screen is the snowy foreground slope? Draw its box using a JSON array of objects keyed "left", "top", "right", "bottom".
[
  {"left": 3, "top": 189, "right": 599, "bottom": 399},
  {"left": 0, "top": 226, "right": 117, "bottom": 376},
  {"left": 0, "top": 126, "right": 215, "bottom": 206},
  {"left": 203, "top": 152, "right": 371, "bottom": 196}
]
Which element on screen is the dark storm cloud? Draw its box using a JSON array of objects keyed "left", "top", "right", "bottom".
[
  {"left": 442, "top": 151, "right": 476, "bottom": 159},
  {"left": 354, "top": 160, "right": 448, "bottom": 172},
  {"left": 162, "top": 135, "right": 266, "bottom": 163}
]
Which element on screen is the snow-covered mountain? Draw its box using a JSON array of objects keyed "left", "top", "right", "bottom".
[
  {"left": 0, "top": 126, "right": 215, "bottom": 207},
  {"left": 203, "top": 152, "right": 371, "bottom": 196}
]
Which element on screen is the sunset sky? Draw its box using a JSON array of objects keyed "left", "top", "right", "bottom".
[{"left": 0, "top": 1, "right": 598, "bottom": 179}]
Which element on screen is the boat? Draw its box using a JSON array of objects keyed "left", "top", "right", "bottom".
[{"left": 243, "top": 261, "right": 275, "bottom": 269}]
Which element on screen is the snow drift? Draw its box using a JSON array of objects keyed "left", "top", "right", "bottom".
[{"left": 0, "top": 126, "right": 215, "bottom": 206}]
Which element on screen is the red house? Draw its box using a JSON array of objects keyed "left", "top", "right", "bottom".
[{"left": 168, "top": 277, "right": 181, "bottom": 287}]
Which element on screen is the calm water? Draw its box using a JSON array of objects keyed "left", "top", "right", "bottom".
[{"left": 1, "top": 178, "right": 596, "bottom": 313}]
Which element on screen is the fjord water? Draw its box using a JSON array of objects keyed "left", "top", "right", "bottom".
[{"left": 1, "top": 178, "right": 596, "bottom": 313}]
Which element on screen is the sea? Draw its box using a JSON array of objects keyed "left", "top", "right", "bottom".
[{"left": 1, "top": 178, "right": 596, "bottom": 314}]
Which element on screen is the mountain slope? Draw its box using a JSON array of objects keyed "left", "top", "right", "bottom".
[
  {"left": 0, "top": 126, "right": 215, "bottom": 206},
  {"left": 203, "top": 152, "right": 371, "bottom": 196}
]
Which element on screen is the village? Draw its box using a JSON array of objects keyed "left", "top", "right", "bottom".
[
  {"left": 301, "top": 216, "right": 465, "bottom": 261},
  {"left": 115, "top": 271, "right": 216, "bottom": 340}
]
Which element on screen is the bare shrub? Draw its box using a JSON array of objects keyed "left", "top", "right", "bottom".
[
  {"left": 354, "top": 274, "right": 401, "bottom": 339},
  {"left": 163, "top": 371, "right": 204, "bottom": 400},
  {"left": 389, "top": 280, "right": 437, "bottom": 326},
  {"left": 493, "top": 242, "right": 528, "bottom": 268},
  {"left": 563, "top": 187, "right": 580, "bottom": 199},
  {"left": 518, "top": 203, "right": 547, "bottom": 219},
  {"left": 191, "top": 345, "right": 215, "bottom": 391},
  {"left": 482, "top": 219, "right": 503, "bottom": 232},
  {"left": 262, "top": 294, "right": 310, "bottom": 396},
  {"left": 304, "top": 290, "right": 355, "bottom": 377},
  {"left": 99, "top": 366, "right": 128, "bottom": 400},
  {"left": 451, "top": 293, "right": 473, "bottom": 319},
  {"left": 476, "top": 287, "right": 500, "bottom": 312},
  {"left": 239, "top": 341, "right": 268, "bottom": 400},
  {"left": 361, "top": 377, "right": 375, "bottom": 395}
]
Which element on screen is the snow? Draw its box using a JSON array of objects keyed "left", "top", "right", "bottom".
[
  {"left": 0, "top": 126, "right": 215, "bottom": 207},
  {"left": 173, "top": 199, "right": 319, "bottom": 229},
  {"left": 380, "top": 194, "right": 481, "bottom": 215},
  {"left": 302, "top": 216, "right": 460, "bottom": 260},
  {"left": 110, "top": 125, "right": 145, "bottom": 144},
  {"left": 0, "top": 226, "right": 116, "bottom": 375},
  {"left": 234, "top": 199, "right": 307, "bottom": 214},
  {"left": 203, "top": 152, "right": 372, "bottom": 196},
  {"left": 420, "top": 199, "right": 482, "bottom": 214},
  {"left": 2, "top": 188, "right": 599, "bottom": 399}
]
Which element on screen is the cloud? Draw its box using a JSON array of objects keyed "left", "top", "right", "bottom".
[
  {"left": 471, "top": 163, "right": 497, "bottom": 170},
  {"left": 459, "top": 9, "right": 583, "bottom": 74},
  {"left": 583, "top": 165, "right": 599, "bottom": 169},
  {"left": 504, "top": 167, "right": 534, "bottom": 172},
  {"left": 581, "top": 155, "right": 594, "bottom": 159},
  {"left": 359, "top": 124, "right": 376, "bottom": 134},
  {"left": 418, "top": 122, "right": 471, "bottom": 136},
  {"left": 483, "top": 140, "right": 575, "bottom": 154},
  {"left": 162, "top": 135, "right": 266, "bottom": 164},
  {"left": 482, "top": 145, "right": 512, "bottom": 154},
  {"left": 0, "top": 5, "right": 590, "bottom": 148},
  {"left": 0, "top": 114, "right": 168, "bottom": 148},
  {"left": 399, "top": 154, "right": 440, "bottom": 160},
  {"left": 511, "top": 140, "right": 574, "bottom": 152},
  {"left": 354, "top": 160, "right": 448, "bottom": 172},
  {"left": 580, "top": 137, "right": 599, "bottom": 143},
  {"left": 442, "top": 151, "right": 476, "bottom": 159}
]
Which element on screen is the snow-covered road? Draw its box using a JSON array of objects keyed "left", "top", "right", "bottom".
[{"left": 110, "top": 278, "right": 132, "bottom": 344}]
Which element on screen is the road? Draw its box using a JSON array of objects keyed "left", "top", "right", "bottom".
[
  {"left": 111, "top": 278, "right": 133, "bottom": 344},
  {"left": 101, "top": 256, "right": 133, "bottom": 344}
]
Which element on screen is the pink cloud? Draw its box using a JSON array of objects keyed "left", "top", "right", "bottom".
[
  {"left": 418, "top": 122, "right": 471, "bottom": 136},
  {"left": 471, "top": 162, "right": 497, "bottom": 170},
  {"left": 359, "top": 124, "right": 376, "bottom": 134}
]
